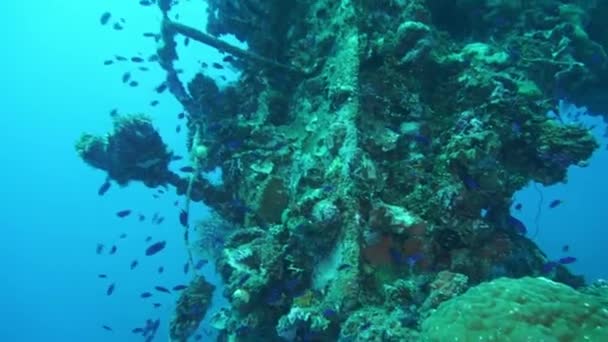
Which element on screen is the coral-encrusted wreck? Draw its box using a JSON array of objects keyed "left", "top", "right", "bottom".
[{"left": 77, "top": 0, "right": 608, "bottom": 340}]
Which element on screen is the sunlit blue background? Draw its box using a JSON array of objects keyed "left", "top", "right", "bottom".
[{"left": 0, "top": 0, "right": 606, "bottom": 341}]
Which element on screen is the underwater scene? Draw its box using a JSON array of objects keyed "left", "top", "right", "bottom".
[{"left": 3, "top": 0, "right": 608, "bottom": 341}]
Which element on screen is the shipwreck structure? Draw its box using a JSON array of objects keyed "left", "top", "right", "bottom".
[{"left": 77, "top": 0, "right": 608, "bottom": 340}]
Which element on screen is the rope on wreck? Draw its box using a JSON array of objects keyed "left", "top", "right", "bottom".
[{"left": 182, "top": 125, "right": 202, "bottom": 268}]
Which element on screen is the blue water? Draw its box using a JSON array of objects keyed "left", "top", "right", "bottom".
[{"left": 1, "top": 1, "right": 607, "bottom": 341}]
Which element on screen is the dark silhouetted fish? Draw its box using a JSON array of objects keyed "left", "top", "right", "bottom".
[
  {"left": 562, "top": 244, "right": 569, "bottom": 252},
  {"left": 115, "top": 55, "right": 127, "bottom": 61},
  {"left": 179, "top": 209, "right": 189, "bottom": 227},
  {"left": 177, "top": 112, "right": 185, "bottom": 119},
  {"left": 100, "top": 12, "right": 111, "bottom": 25},
  {"left": 148, "top": 55, "right": 159, "bottom": 62},
  {"left": 121, "top": 72, "right": 131, "bottom": 83},
  {"left": 195, "top": 259, "right": 208, "bottom": 270},
  {"left": 507, "top": 215, "right": 527, "bottom": 234},
  {"left": 112, "top": 23, "right": 123, "bottom": 31},
  {"left": 109, "top": 108, "right": 118, "bottom": 117},
  {"left": 183, "top": 262, "right": 189, "bottom": 274},
  {"left": 107, "top": 283, "right": 115, "bottom": 296},
  {"left": 158, "top": 266, "right": 164, "bottom": 274},
  {"left": 143, "top": 32, "right": 157, "bottom": 38},
  {"left": 109, "top": 245, "right": 117, "bottom": 255},
  {"left": 549, "top": 199, "right": 563, "bottom": 208},
  {"left": 131, "top": 56, "right": 144, "bottom": 63},
  {"left": 150, "top": 100, "right": 159, "bottom": 107},
  {"left": 153, "top": 303, "right": 162, "bottom": 308},
  {"left": 155, "top": 83, "right": 167, "bottom": 94},
  {"left": 542, "top": 261, "right": 558, "bottom": 273},
  {"left": 116, "top": 209, "right": 132, "bottom": 218},
  {"left": 102, "top": 325, "right": 113, "bottom": 331},
  {"left": 155, "top": 217, "right": 165, "bottom": 225},
  {"left": 139, "top": 0, "right": 153, "bottom": 6},
  {"left": 132, "top": 328, "right": 144, "bottom": 334},
  {"left": 129, "top": 81, "right": 139, "bottom": 87},
  {"left": 145, "top": 236, "right": 152, "bottom": 242},
  {"left": 98, "top": 179, "right": 111, "bottom": 196},
  {"left": 337, "top": 263, "right": 351, "bottom": 271},
  {"left": 201, "top": 62, "right": 208, "bottom": 68},
  {"left": 184, "top": 37, "right": 190, "bottom": 46},
  {"left": 138, "top": 214, "right": 145, "bottom": 222},
  {"left": 462, "top": 174, "right": 480, "bottom": 190},
  {"left": 130, "top": 260, "right": 139, "bottom": 270},
  {"left": 212, "top": 62, "right": 224, "bottom": 69},
  {"left": 119, "top": 233, "right": 127, "bottom": 239},
  {"left": 180, "top": 166, "right": 194, "bottom": 172},
  {"left": 98, "top": 274, "right": 108, "bottom": 278},
  {"left": 514, "top": 203, "right": 522, "bottom": 210},
  {"left": 172, "top": 285, "right": 187, "bottom": 291},
  {"left": 558, "top": 256, "right": 577, "bottom": 264},
  {"left": 103, "top": 60, "right": 114, "bottom": 65},
  {"left": 139, "top": 66, "right": 149, "bottom": 71},
  {"left": 140, "top": 292, "right": 153, "bottom": 298},
  {"left": 145, "top": 241, "right": 166, "bottom": 256},
  {"left": 176, "top": 125, "right": 181, "bottom": 133},
  {"left": 96, "top": 243, "right": 104, "bottom": 254},
  {"left": 154, "top": 286, "right": 170, "bottom": 294},
  {"left": 223, "top": 55, "right": 235, "bottom": 63}
]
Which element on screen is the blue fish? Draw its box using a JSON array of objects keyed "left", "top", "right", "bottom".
[
  {"left": 265, "top": 287, "right": 282, "bottom": 304},
  {"left": 195, "top": 259, "right": 208, "bottom": 270},
  {"left": 406, "top": 253, "right": 423, "bottom": 267},
  {"left": 322, "top": 308, "right": 337, "bottom": 318},
  {"left": 98, "top": 180, "right": 111, "bottom": 196},
  {"left": 541, "top": 261, "right": 558, "bottom": 273},
  {"left": 140, "top": 292, "right": 153, "bottom": 298},
  {"left": 558, "top": 256, "right": 577, "bottom": 264},
  {"left": 116, "top": 210, "right": 132, "bottom": 218},
  {"left": 548, "top": 199, "right": 563, "bottom": 208},
  {"left": 462, "top": 175, "right": 480, "bottom": 190},
  {"left": 106, "top": 283, "right": 115, "bottom": 296},
  {"left": 155, "top": 83, "right": 167, "bottom": 94},
  {"left": 507, "top": 215, "right": 527, "bottom": 234},
  {"left": 154, "top": 286, "right": 170, "bottom": 294},
  {"left": 130, "top": 260, "right": 138, "bottom": 270},
  {"left": 145, "top": 241, "right": 166, "bottom": 256},
  {"left": 102, "top": 325, "right": 113, "bottom": 331},
  {"left": 172, "top": 285, "right": 187, "bottom": 291},
  {"left": 179, "top": 209, "right": 189, "bottom": 227},
  {"left": 100, "top": 12, "right": 111, "bottom": 25}
]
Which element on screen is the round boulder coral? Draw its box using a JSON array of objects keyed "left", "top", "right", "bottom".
[{"left": 421, "top": 277, "right": 608, "bottom": 341}]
